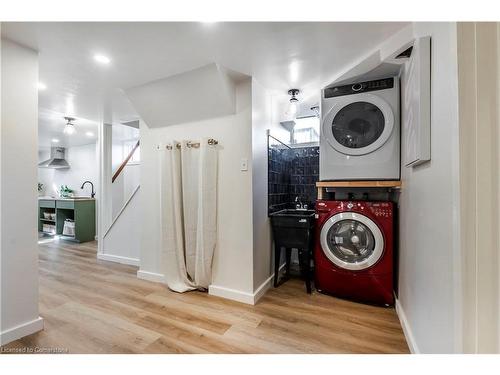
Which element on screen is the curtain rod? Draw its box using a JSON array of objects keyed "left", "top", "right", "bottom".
[{"left": 158, "top": 138, "right": 219, "bottom": 150}]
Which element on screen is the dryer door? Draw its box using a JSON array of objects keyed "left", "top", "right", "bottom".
[
  {"left": 320, "top": 212, "right": 384, "bottom": 271},
  {"left": 322, "top": 93, "right": 394, "bottom": 156}
]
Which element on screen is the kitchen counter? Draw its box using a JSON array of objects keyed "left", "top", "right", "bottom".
[{"left": 38, "top": 198, "right": 96, "bottom": 242}]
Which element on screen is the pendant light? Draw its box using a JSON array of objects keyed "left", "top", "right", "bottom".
[
  {"left": 287, "top": 89, "right": 300, "bottom": 119},
  {"left": 63, "top": 116, "right": 76, "bottom": 135}
]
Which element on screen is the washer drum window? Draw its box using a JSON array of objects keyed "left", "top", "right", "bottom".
[{"left": 320, "top": 212, "right": 384, "bottom": 271}]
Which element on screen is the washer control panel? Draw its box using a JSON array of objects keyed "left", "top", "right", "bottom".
[
  {"left": 324, "top": 77, "right": 394, "bottom": 98},
  {"left": 369, "top": 203, "right": 393, "bottom": 218},
  {"left": 338, "top": 201, "right": 367, "bottom": 210},
  {"left": 316, "top": 201, "right": 393, "bottom": 218}
]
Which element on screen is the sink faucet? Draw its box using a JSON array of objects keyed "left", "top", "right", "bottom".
[
  {"left": 81, "top": 180, "right": 95, "bottom": 198},
  {"left": 295, "top": 196, "right": 307, "bottom": 210}
]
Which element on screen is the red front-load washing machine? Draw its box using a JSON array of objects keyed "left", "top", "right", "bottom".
[{"left": 315, "top": 200, "right": 394, "bottom": 306}]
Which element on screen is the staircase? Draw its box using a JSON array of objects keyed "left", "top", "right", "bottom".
[{"left": 98, "top": 122, "right": 141, "bottom": 266}]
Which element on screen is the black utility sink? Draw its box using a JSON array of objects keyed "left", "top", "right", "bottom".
[
  {"left": 269, "top": 209, "right": 315, "bottom": 293},
  {"left": 270, "top": 208, "right": 315, "bottom": 248},
  {"left": 271, "top": 209, "right": 315, "bottom": 217}
]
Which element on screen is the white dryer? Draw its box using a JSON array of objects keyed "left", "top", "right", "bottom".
[{"left": 320, "top": 77, "right": 400, "bottom": 181}]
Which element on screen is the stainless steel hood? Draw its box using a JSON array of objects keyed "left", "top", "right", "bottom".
[{"left": 38, "top": 147, "right": 70, "bottom": 169}]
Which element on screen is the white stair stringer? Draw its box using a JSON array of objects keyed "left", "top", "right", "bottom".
[{"left": 100, "top": 185, "right": 141, "bottom": 266}]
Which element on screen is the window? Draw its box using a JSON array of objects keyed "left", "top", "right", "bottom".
[
  {"left": 292, "top": 116, "right": 319, "bottom": 144},
  {"left": 123, "top": 140, "right": 140, "bottom": 164}
]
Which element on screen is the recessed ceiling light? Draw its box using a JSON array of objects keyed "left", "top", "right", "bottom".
[
  {"left": 94, "top": 54, "right": 111, "bottom": 65},
  {"left": 37, "top": 82, "right": 47, "bottom": 90},
  {"left": 51, "top": 138, "right": 60, "bottom": 143},
  {"left": 86, "top": 132, "right": 94, "bottom": 137}
]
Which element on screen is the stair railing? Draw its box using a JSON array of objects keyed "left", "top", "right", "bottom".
[{"left": 112, "top": 140, "right": 140, "bottom": 183}]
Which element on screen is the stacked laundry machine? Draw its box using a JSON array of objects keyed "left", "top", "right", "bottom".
[
  {"left": 315, "top": 76, "right": 400, "bottom": 306},
  {"left": 320, "top": 77, "right": 400, "bottom": 181}
]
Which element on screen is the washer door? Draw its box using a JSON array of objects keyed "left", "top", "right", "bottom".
[
  {"left": 320, "top": 212, "right": 384, "bottom": 271},
  {"left": 322, "top": 93, "right": 394, "bottom": 156}
]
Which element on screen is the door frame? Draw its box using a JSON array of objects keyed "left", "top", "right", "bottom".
[{"left": 457, "top": 22, "right": 500, "bottom": 353}]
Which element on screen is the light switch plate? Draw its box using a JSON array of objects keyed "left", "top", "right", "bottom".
[{"left": 240, "top": 158, "right": 248, "bottom": 171}]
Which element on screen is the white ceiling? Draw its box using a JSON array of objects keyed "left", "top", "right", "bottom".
[
  {"left": 1, "top": 22, "right": 409, "bottom": 146},
  {"left": 38, "top": 108, "right": 98, "bottom": 147}
]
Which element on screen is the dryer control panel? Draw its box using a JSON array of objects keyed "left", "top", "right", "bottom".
[{"left": 324, "top": 77, "right": 394, "bottom": 98}]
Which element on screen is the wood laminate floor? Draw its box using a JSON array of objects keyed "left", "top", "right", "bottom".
[{"left": 2, "top": 240, "right": 409, "bottom": 354}]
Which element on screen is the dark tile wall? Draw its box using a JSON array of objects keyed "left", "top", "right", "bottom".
[
  {"left": 268, "top": 142, "right": 319, "bottom": 215},
  {"left": 268, "top": 147, "right": 292, "bottom": 213},
  {"left": 289, "top": 146, "right": 319, "bottom": 208}
]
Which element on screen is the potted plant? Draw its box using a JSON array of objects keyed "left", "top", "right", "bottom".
[
  {"left": 59, "top": 185, "right": 74, "bottom": 198},
  {"left": 38, "top": 182, "right": 44, "bottom": 196}
]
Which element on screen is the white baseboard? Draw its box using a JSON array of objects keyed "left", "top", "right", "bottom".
[
  {"left": 136, "top": 264, "right": 284, "bottom": 305},
  {"left": 395, "top": 297, "right": 420, "bottom": 354},
  {"left": 0, "top": 316, "right": 44, "bottom": 346},
  {"left": 137, "top": 269, "right": 165, "bottom": 283},
  {"left": 253, "top": 274, "right": 274, "bottom": 304},
  {"left": 209, "top": 284, "right": 256, "bottom": 305},
  {"left": 253, "top": 263, "right": 287, "bottom": 304},
  {"left": 210, "top": 264, "right": 286, "bottom": 305},
  {"left": 97, "top": 253, "right": 140, "bottom": 267}
]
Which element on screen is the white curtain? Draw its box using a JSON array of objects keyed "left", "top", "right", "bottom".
[{"left": 159, "top": 138, "right": 218, "bottom": 292}]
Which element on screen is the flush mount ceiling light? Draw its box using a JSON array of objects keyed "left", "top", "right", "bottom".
[
  {"left": 85, "top": 131, "right": 94, "bottom": 137},
  {"left": 94, "top": 54, "right": 111, "bottom": 65},
  {"left": 37, "top": 82, "right": 47, "bottom": 91},
  {"left": 287, "top": 89, "right": 300, "bottom": 118},
  {"left": 51, "top": 138, "right": 60, "bottom": 143},
  {"left": 63, "top": 116, "right": 76, "bottom": 135}
]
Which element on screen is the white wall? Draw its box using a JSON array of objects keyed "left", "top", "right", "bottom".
[
  {"left": 397, "top": 22, "right": 462, "bottom": 353},
  {"left": 38, "top": 143, "right": 98, "bottom": 198},
  {"left": 251, "top": 79, "right": 273, "bottom": 291},
  {"left": 138, "top": 79, "right": 255, "bottom": 299},
  {"left": 251, "top": 79, "right": 293, "bottom": 293},
  {"left": 0, "top": 38, "right": 43, "bottom": 345},
  {"left": 122, "top": 164, "right": 140, "bottom": 200},
  {"left": 111, "top": 164, "right": 140, "bottom": 218}
]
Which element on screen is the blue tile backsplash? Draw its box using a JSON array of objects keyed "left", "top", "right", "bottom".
[{"left": 268, "top": 141, "right": 319, "bottom": 215}]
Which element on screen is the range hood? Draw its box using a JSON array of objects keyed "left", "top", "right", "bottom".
[{"left": 38, "top": 147, "right": 70, "bottom": 169}]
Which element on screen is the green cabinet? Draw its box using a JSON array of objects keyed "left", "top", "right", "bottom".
[
  {"left": 39, "top": 199, "right": 56, "bottom": 209},
  {"left": 56, "top": 200, "right": 74, "bottom": 210},
  {"left": 39, "top": 199, "right": 96, "bottom": 243}
]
